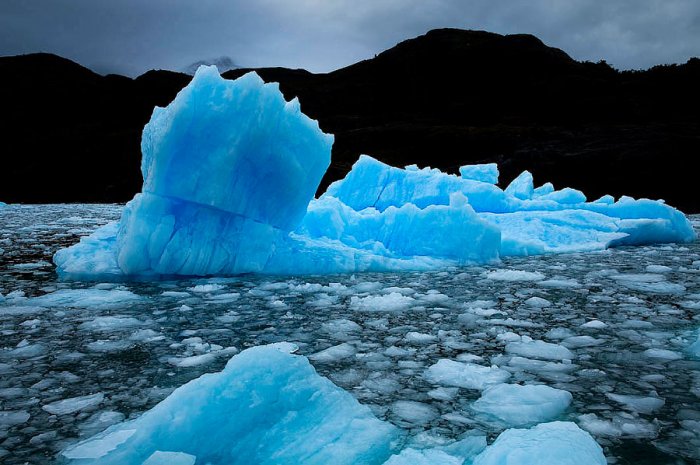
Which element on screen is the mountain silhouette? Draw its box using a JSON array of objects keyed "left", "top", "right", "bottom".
[{"left": 1, "top": 29, "right": 698, "bottom": 211}]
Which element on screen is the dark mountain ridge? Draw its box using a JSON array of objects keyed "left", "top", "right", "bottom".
[{"left": 1, "top": 29, "right": 699, "bottom": 211}]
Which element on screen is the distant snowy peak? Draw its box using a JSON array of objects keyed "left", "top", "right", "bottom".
[{"left": 183, "top": 56, "right": 238, "bottom": 75}]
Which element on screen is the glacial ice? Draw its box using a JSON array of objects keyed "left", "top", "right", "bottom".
[
  {"left": 61, "top": 343, "right": 399, "bottom": 465},
  {"left": 459, "top": 163, "right": 499, "bottom": 184},
  {"left": 54, "top": 66, "right": 695, "bottom": 278},
  {"left": 424, "top": 359, "right": 511, "bottom": 390},
  {"left": 471, "top": 383, "right": 573, "bottom": 427},
  {"left": 471, "top": 422, "right": 606, "bottom": 465},
  {"left": 62, "top": 344, "right": 608, "bottom": 465}
]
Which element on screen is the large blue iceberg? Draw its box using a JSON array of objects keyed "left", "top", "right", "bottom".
[
  {"left": 54, "top": 66, "right": 695, "bottom": 278},
  {"left": 61, "top": 344, "right": 606, "bottom": 465}
]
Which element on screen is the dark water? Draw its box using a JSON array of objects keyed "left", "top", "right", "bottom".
[{"left": 0, "top": 204, "right": 699, "bottom": 464}]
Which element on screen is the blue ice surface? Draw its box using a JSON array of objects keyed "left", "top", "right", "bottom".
[
  {"left": 472, "top": 421, "right": 606, "bottom": 465},
  {"left": 61, "top": 344, "right": 606, "bottom": 465},
  {"left": 54, "top": 66, "right": 696, "bottom": 279},
  {"left": 459, "top": 163, "right": 499, "bottom": 184},
  {"left": 61, "top": 343, "right": 399, "bottom": 465},
  {"left": 471, "top": 383, "right": 573, "bottom": 427}
]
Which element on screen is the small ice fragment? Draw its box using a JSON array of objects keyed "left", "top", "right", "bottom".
[
  {"left": 0, "top": 410, "right": 30, "bottom": 426},
  {"left": 350, "top": 293, "right": 416, "bottom": 312},
  {"left": 391, "top": 401, "right": 438, "bottom": 425},
  {"left": 524, "top": 296, "right": 551, "bottom": 308},
  {"left": 309, "top": 343, "right": 356, "bottom": 363},
  {"left": 643, "top": 348, "right": 683, "bottom": 361},
  {"left": 581, "top": 320, "right": 607, "bottom": 329},
  {"left": 425, "top": 359, "right": 510, "bottom": 390},
  {"left": 472, "top": 383, "right": 572, "bottom": 427},
  {"left": 606, "top": 393, "right": 665, "bottom": 414},
  {"left": 485, "top": 270, "right": 545, "bottom": 282},
  {"left": 404, "top": 332, "right": 437, "bottom": 344},
  {"left": 43, "top": 393, "right": 104, "bottom": 415},
  {"left": 505, "top": 340, "right": 574, "bottom": 361},
  {"left": 62, "top": 429, "right": 136, "bottom": 459}
]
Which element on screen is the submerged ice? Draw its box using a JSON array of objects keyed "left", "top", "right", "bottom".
[{"left": 54, "top": 66, "right": 694, "bottom": 278}]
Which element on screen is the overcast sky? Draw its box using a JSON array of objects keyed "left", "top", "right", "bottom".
[{"left": 1, "top": 0, "right": 699, "bottom": 76}]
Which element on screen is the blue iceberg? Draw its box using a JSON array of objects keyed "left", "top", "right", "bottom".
[
  {"left": 61, "top": 343, "right": 399, "bottom": 465},
  {"left": 54, "top": 66, "right": 695, "bottom": 279}
]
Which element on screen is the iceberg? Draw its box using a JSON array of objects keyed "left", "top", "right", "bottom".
[
  {"left": 61, "top": 343, "right": 399, "bottom": 465},
  {"left": 54, "top": 66, "right": 696, "bottom": 279}
]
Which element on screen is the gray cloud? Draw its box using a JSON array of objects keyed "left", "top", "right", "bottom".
[{"left": 1, "top": 0, "right": 698, "bottom": 76}]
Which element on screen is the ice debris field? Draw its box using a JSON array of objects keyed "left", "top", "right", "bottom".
[
  {"left": 1, "top": 66, "right": 699, "bottom": 464},
  {"left": 54, "top": 66, "right": 695, "bottom": 279},
  {"left": 1, "top": 205, "right": 700, "bottom": 464}
]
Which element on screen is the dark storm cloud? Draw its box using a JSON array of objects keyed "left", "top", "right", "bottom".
[{"left": 1, "top": 0, "right": 699, "bottom": 76}]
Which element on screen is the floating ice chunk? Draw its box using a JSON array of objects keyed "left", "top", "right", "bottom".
[
  {"left": 390, "top": 401, "right": 438, "bottom": 425},
  {"left": 29, "top": 288, "right": 142, "bottom": 309},
  {"left": 309, "top": 343, "right": 356, "bottom": 363},
  {"left": 80, "top": 411, "right": 126, "bottom": 436},
  {"left": 404, "top": 332, "right": 437, "bottom": 344},
  {"left": 459, "top": 163, "right": 499, "bottom": 184},
  {"left": 187, "top": 284, "right": 225, "bottom": 293},
  {"left": 472, "top": 421, "right": 605, "bottom": 465},
  {"left": 427, "top": 387, "right": 459, "bottom": 401},
  {"left": 643, "top": 348, "right": 683, "bottom": 361},
  {"left": 504, "top": 171, "right": 534, "bottom": 200},
  {"left": 578, "top": 413, "right": 658, "bottom": 438},
  {"left": 606, "top": 393, "right": 665, "bottom": 414},
  {"left": 62, "top": 344, "right": 398, "bottom": 465},
  {"left": 0, "top": 410, "right": 30, "bottom": 426},
  {"left": 350, "top": 293, "right": 415, "bottom": 312},
  {"left": 581, "top": 320, "right": 607, "bottom": 329},
  {"left": 484, "top": 269, "right": 545, "bottom": 282},
  {"left": 525, "top": 296, "right": 551, "bottom": 307},
  {"left": 43, "top": 393, "right": 104, "bottom": 415},
  {"left": 539, "top": 278, "right": 581, "bottom": 289},
  {"left": 545, "top": 327, "right": 575, "bottom": 339},
  {"left": 610, "top": 273, "right": 686, "bottom": 294},
  {"left": 322, "top": 319, "right": 362, "bottom": 336},
  {"left": 87, "top": 340, "right": 134, "bottom": 353},
  {"left": 505, "top": 340, "right": 574, "bottom": 361},
  {"left": 63, "top": 429, "right": 136, "bottom": 460},
  {"left": 561, "top": 336, "right": 604, "bottom": 349},
  {"left": 425, "top": 359, "right": 510, "bottom": 390},
  {"left": 472, "top": 383, "right": 572, "bottom": 427},
  {"left": 506, "top": 357, "right": 577, "bottom": 374},
  {"left": 79, "top": 316, "right": 144, "bottom": 332},
  {"left": 383, "top": 435, "right": 486, "bottom": 464},
  {"left": 646, "top": 264, "right": 672, "bottom": 273},
  {"left": 4, "top": 342, "right": 46, "bottom": 359}
]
